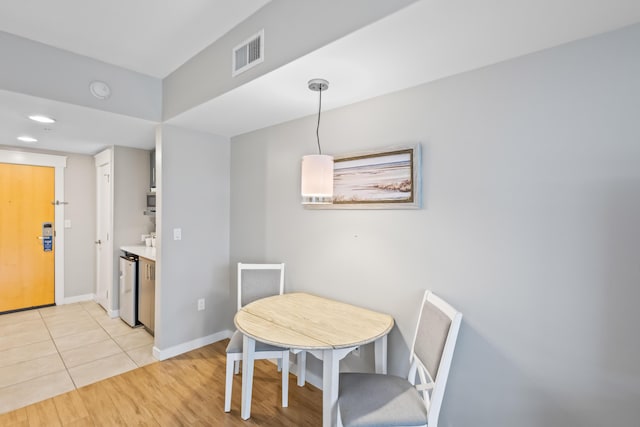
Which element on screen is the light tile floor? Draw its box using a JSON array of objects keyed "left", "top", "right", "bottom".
[{"left": 0, "top": 301, "right": 156, "bottom": 414}]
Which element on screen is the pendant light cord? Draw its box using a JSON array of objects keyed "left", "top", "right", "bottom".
[{"left": 316, "top": 87, "right": 323, "bottom": 155}]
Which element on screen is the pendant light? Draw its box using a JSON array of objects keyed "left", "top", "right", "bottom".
[{"left": 301, "top": 78, "right": 333, "bottom": 204}]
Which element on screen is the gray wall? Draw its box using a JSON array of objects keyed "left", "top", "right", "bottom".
[
  {"left": 111, "top": 146, "right": 155, "bottom": 310},
  {"left": 230, "top": 24, "right": 640, "bottom": 427},
  {"left": 155, "top": 125, "right": 231, "bottom": 351},
  {"left": 62, "top": 153, "right": 96, "bottom": 298}
]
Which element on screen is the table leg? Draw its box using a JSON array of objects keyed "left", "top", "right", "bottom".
[
  {"left": 322, "top": 349, "right": 340, "bottom": 427},
  {"left": 374, "top": 335, "right": 388, "bottom": 374},
  {"left": 241, "top": 335, "right": 255, "bottom": 420},
  {"left": 297, "top": 351, "right": 306, "bottom": 386}
]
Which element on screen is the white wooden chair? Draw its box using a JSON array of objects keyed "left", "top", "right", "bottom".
[
  {"left": 224, "top": 262, "right": 306, "bottom": 412},
  {"left": 337, "top": 291, "right": 462, "bottom": 427}
]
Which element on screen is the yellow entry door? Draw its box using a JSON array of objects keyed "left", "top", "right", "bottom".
[{"left": 0, "top": 163, "right": 55, "bottom": 312}]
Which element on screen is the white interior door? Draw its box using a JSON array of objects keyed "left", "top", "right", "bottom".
[{"left": 95, "top": 151, "right": 113, "bottom": 313}]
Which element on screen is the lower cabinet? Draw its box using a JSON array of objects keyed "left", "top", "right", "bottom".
[{"left": 138, "top": 257, "right": 155, "bottom": 334}]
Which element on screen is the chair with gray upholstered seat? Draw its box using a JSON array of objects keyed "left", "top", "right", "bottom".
[
  {"left": 337, "top": 290, "right": 462, "bottom": 427},
  {"left": 224, "top": 262, "right": 306, "bottom": 412}
]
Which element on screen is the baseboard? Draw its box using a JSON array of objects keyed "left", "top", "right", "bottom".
[
  {"left": 107, "top": 308, "right": 120, "bottom": 318},
  {"left": 61, "top": 294, "right": 95, "bottom": 304},
  {"left": 153, "top": 329, "right": 234, "bottom": 361},
  {"left": 150, "top": 332, "right": 324, "bottom": 389},
  {"left": 291, "top": 359, "right": 323, "bottom": 390},
  {"left": 270, "top": 356, "right": 324, "bottom": 390}
]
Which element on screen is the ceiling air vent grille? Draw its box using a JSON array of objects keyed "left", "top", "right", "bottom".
[{"left": 232, "top": 30, "right": 264, "bottom": 76}]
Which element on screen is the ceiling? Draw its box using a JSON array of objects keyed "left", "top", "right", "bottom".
[
  {"left": 0, "top": 0, "right": 270, "bottom": 79},
  {"left": 0, "top": 89, "right": 157, "bottom": 154},
  {"left": 1, "top": 0, "right": 640, "bottom": 155}
]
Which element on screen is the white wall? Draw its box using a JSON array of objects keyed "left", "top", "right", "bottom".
[
  {"left": 155, "top": 125, "right": 231, "bottom": 353},
  {"left": 230, "top": 24, "right": 640, "bottom": 427}
]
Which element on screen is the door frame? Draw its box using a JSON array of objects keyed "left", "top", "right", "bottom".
[
  {"left": 0, "top": 149, "right": 67, "bottom": 306},
  {"left": 94, "top": 148, "right": 114, "bottom": 315}
]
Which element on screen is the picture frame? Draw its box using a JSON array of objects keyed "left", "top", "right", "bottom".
[{"left": 308, "top": 144, "right": 422, "bottom": 209}]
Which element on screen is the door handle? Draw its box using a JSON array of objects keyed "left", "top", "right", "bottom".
[{"left": 95, "top": 240, "right": 102, "bottom": 245}]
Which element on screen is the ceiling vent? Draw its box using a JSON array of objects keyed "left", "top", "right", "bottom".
[{"left": 232, "top": 30, "right": 264, "bottom": 77}]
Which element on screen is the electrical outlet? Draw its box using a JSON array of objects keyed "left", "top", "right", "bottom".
[
  {"left": 197, "top": 298, "right": 205, "bottom": 311},
  {"left": 173, "top": 228, "right": 182, "bottom": 241}
]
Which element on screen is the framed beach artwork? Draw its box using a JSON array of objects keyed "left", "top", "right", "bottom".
[{"left": 311, "top": 144, "right": 422, "bottom": 209}]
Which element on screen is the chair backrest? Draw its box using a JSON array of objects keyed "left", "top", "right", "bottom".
[
  {"left": 407, "top": 291, "right": 462, "bottom": 427},
  {"left": 237, "top": 263, "right": 285, "bottom": 310}
]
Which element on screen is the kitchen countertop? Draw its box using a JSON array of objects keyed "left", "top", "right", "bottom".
[{"left": 121, "top": 245, "right": 156, "bottom": 261}]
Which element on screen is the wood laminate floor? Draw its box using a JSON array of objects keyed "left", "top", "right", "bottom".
[{"left": 0, "top": 340, "right": 322, "bottom": 426}]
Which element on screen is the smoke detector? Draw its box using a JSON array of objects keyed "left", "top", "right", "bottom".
[{"left": 89, "top": 80, "right": 111, "bottom": 100}]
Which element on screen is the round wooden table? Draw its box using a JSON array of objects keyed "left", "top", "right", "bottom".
[{"left": 235, "top": 292, "right": 394, "bottom": 427}]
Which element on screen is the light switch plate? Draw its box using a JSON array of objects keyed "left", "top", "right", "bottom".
[{"left": 173, "top": 228, "right": 182, "bottom": 240}]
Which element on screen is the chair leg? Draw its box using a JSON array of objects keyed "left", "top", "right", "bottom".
[
  {"left": 281, "top": 351, "right": 289, "bottom": 408},
  {"left": 297, "top": 351, "right": 306, "bottom": 386},
  {"left": 224, "top": 356, "right": 235, "bottom": 412}
]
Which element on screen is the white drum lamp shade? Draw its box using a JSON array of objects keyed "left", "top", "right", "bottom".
[
  {"left": 301, "top": 154, "right": 333, "bottom": 204},
  {"left": 301, "top": 78, "right": 333, "bottom": 205}
]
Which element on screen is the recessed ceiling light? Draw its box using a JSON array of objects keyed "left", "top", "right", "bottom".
[
  {"left": 89, "top": 80, "right": 111, "bottom": 100},
  {"left": 28, "top": 114, "right": 56, "bottom": 124},
  {"left": 17, "top": 136, "right": 38, "bottom": 143}
]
